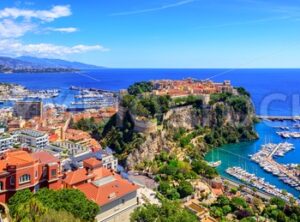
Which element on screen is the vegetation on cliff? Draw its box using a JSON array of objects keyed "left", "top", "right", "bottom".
[
  {"left": 127, "top": 81, "right": 154, "bottom": 95},
  {"left": 121, "top": 93, "right": 171, "bottom": 123},
  {"left": 100, "top": 113, "right": 146, "bottom": 161},
  {"left": 99, "top": 81, "right": 257, "bottom": 167}
]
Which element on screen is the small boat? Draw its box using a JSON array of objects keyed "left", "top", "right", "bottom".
[{"left": 208, "top": 160, "right": 222, "bottom": 167}]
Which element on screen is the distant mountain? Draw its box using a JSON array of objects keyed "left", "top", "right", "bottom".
[
  {"left": 0, "top": 56, "right": 103, "bottom": 73},
  {"left": 17, "top": 56, "right": 103, "bottom": 70},
  {"left": 0, "top": 56, "right": 38, "bottom": 69}
]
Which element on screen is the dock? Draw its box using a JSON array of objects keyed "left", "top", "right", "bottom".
[{"left": 257, "top": 115, "right": 300, "bottom": 121}]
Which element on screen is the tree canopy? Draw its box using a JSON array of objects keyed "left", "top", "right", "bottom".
[
  {"left": 130, "top": 201, "right": 198, "bottom": 222},
  {"left": 8, "top": 188, "right": 99, "bottom": 222},
  {"left": 128, "top": 81, "right": 154, "bottom": 96}
]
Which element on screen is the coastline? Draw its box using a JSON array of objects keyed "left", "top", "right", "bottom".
[{"left": 205, "top": 120, "right": 300, "bottom": 198}]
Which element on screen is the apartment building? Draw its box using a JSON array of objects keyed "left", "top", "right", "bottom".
[
  {"left": 0, "top": 134, "right": 15, "bottom": 153},
  {"left": 13, "top": 129, "right": 49, "bottom": 149}
]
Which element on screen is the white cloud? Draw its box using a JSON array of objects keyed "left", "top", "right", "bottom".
[
  {"left": 0, "top": 5, "right": 108, "bottom": 58},
  {"left": 0, "top": 19, "right": 35, "bottom": 38},
  {"left": 0, "top": 5, "right": 73, "bottom": 38},
  {"left": 0, "top": 39, "right": 109, "bottom": 58},
  {"left": 0, "top": 5, "right": 71, "bottom": 22},
  {"left": 47, "top": 27, "right": 78, "bottom": 33}
]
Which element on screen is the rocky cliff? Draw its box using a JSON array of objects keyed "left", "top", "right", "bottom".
[
  {"left": 101, "top": 87, "right": 258, "bottom": 170},
  {"left": 124, "top": 91, "right": 258, "bottom": 170}
]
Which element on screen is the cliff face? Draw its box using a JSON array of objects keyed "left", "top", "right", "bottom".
[
  {"left": 125, "top": 94, "right": 258, "bottom": 170},
  {"left": 126, "top": 132, "right": 165, "bottom": 169}
]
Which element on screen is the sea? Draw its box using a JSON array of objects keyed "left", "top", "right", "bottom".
[{"left": 1, "top": 68, "right": 300, "bottom": 197}]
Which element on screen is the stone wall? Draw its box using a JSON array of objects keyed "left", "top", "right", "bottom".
[{"left": 131, "top": 114, "right": 157, "bottom": 134}]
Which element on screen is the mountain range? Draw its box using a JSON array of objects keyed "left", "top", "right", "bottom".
[{"left": 0, "top": 56, "right": 103, "bottom": 73}]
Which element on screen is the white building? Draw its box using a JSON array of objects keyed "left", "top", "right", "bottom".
[
  {"left": 52, "top": 141, "right": 89, "bottom": 156},
  {"left": 14, "top": 129, "right": 49, "bottom": 149},
  {"left": 101, "top": 151, "right": 118, "bottom": 171},
  {"left": 0, "top": 134, "right": 15, "bottom": 152}
]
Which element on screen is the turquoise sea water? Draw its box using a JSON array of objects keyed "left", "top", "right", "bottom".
[
  {"left": 205, "top": 120, "right": 300, "bottom": 198},
  {"left": 1, "top": 69, "right": 300, "bottom": 195}
]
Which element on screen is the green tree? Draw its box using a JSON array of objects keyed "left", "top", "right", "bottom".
[
  {"left": 37, "top": 209, "right": 81, "bottom": 222},
  {"left": 8, "top": 189, "right": 33, "bottom": 217},
  {"left": 177, "top": 181, "right": 194, "bottom": 198},
  {"left": 269, "top": 197, "right": 286, "bottom": 210},
  {"left": 14, "top": 198, "right": 47, "bottom": 222},
  {"left": 130, "top": 201, "right": 198, "bottom": 222},
  {"left": 231, "top": 197, "right": 248, "bottom": 210},
  {"left": 9, "top": 188, "right": 99, "bottom": 222},
  {"left": 128, "top": 81, "right": 154, "bottom": 96}
]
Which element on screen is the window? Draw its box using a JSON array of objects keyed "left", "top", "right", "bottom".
[
  {"left": 42, "top": 167, "right": 47, "bottom": 178},
  {"left": 35, "top": 171, "right": 38, "bottom": 179},
  {"left": 19, "top": 174, "right": 30, "bottom": 184},
  {"left": 0, "top": 181, "right": 3, "bottom": 191},
  {"left": 10, "top": 176, "right": 15, "bottom": 185},
  {"left": 51, "top": 169, "right": 56, "bottom": 177}
]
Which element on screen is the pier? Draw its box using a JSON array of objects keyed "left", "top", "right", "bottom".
[
  {"left": 268, "top": 143, "right": 281, "bottom": 158},
  {"left": 226, "top": 167, "right": 298, "bottom": 203},
  {"left": 251, "top": 142, "right": 300, "bottom": 190},
  {"left": 257, "top": 115, "right": 300, "bottom": 121}
]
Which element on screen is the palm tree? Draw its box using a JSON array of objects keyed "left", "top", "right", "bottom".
[{"left": 15, "top": 198, "right": 48, "bottom": 221}]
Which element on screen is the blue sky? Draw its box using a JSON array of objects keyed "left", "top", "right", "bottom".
[{"left": 0, "top": 0, "right": 299, "bottom": 68}]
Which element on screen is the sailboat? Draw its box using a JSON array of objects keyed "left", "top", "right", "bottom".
[{"left": 208, "top": 148, "right": 222, "bottom": 167}]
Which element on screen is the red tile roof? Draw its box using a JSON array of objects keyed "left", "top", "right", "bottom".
[
  {"left": 75, "top": 173, "right": 139, "bottom": 206},
  {"left": 64, "top": 167, "right": 112, "bottom": 186},
  {"left": 83, "top": 158, "right": 102, "bottom": 169},
  {"left": 0, "top": 150, "right": 35, "bottom": 173},
  {"left": 63, "top": 166, "right": 139, "bottom": 206},
  {"left": 64, "top": 168, "right": 92, "bottom": 186},
  {"left": 31, "top": 151, "right": 60, "bottom": 165}
]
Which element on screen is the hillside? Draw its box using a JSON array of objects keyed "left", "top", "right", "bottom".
[
  {"left": 0, "top": 56, "right": 102, "bottom": 73},
  {"left": 17, "top": 56, "right": 103, "bottom": 70},
  {"left": 101, "top": 81, "right": 258, "bottom": 170}
]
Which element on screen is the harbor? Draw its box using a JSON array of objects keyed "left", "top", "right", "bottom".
[
  {"left": 205, "top": 120, "right": 300, "bottom": 198},
  {"left": 0, "top": 83, "right": 60, "bottom": 102},
  {"left": 69, "top": 87, "right": 118, "bottom": 110},
  {"left": 226, "top": 167, "right": 298, "bottom": 203},
  {"left": 250, "top": 142, "right": 300, "bottom": 190},
  {"left": 0, "top": 83, "right": 118, "bottom": 111}
]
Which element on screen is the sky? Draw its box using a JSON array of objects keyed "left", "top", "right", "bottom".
[{"left": 0, "top": 0, "right": 299, "bottom": 68}]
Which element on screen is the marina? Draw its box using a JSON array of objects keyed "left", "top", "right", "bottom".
[
  {"left": 70, "top": 87, "right": 118, "bottom": 110},
  {"left": 277, "top": 131, "right": 300, "bottom": 139},
  {"left": 226, "top": 167, "right": 298, "bottom": 202},
  {"left": 0, "top": 84, "right": 60, "bottom": 101},
  {"left": 205, "top": 120, "right": 300, "bottom": 198},
  {"left": 250, "top": 142, "right": 300, "bottom": 189}
]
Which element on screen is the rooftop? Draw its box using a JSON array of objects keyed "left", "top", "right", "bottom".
[
  {"left": 64, "top": 167, "right": 112, "bottom": 186},
  {"left": 75, "top": 172, "right": 139, "bottom": 206},
  {"left": 63, "top": 163, "right": 139, "bottom": 206},
  {"left": 0, "top": 150, "right": 59, "bottom": 173},
  {"left": 14, "top": 129, "right": 47, "bottom": 138},
  {"left": 31, "top": 151, "right": 60, "bottom": 165},
  {"left": 83, "top": 157, "right": 102, "bottom": 168},
  {"left": 0, "top": 150, "right": 35, "bottom": 173}
]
